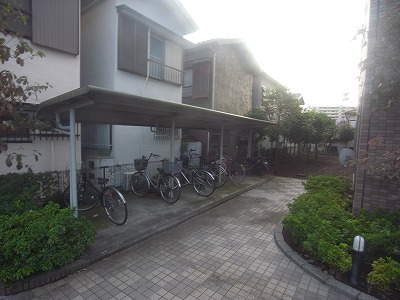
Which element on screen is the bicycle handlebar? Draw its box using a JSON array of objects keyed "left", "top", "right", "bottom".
[{"left": 142, "top": 153, "right": 160, "bottom": 161}]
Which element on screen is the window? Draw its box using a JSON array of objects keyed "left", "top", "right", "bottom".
[
  {"left": 153, "top": 127, "right": 182, "bottom": 140},
  {"left": 7, "top": 0, "right": 79, "bottom": 55},
  {"left": 117, "top": 10, "right": 184, "bottom": 85},
  {"left": 82, "top": 124, "right": 112, "bottom": 151},
  {"left": 183, "top": 68, "right": 193, "bottom": 87},
  {"left": 192, "top": 63, "right": 211, "bottom": 99},
  {"left": 149, "top": 35, "right": 165, "bottom": 79},
  {"left": 118, "top": 14, "right": 148, "bottom": 76}
]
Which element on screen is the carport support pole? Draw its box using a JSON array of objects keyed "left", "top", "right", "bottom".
[
  {"left": 69, "top": 108, "right": 78, "bottom": 218},
  {"left": 171, "top": 119, "right": 176, "bottom": 162},
  {"left": 248, "top": 128, "right": 253, "bottom": 158},
  {"left": 219, "top": 125, "right": 224, "bottom": 164}
]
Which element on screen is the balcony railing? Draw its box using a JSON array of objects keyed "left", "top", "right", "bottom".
[{"left": 148, "top": 60, "right": 183, "bottom": 86}]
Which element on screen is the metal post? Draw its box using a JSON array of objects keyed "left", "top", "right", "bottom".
[
  {"left": 219, "top": 125, "right": 224, "bottom": 164},
  {"left": 171, "top": 119, "right": 176, "bottom": 162},
  {"left": 247, "top": 128, "right": 253, "bottom": 158},
  {"left": 69, "top": 108, "right": 78, "bottom": 218}
]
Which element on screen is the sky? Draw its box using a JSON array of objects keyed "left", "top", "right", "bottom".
[{"left": 179, "top": 0, "right": 367, "bottom": 108}]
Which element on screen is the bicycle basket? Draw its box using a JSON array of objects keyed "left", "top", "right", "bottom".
[
  {"left": 162, "top": 161, "right": 182, "bottom": 174},
  {"left": 134, "top": 158, "right": 148, "bottom": 170}
]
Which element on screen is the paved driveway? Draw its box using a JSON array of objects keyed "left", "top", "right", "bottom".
[{"left": 7, "top": 177, "right": 353, "bottom": 300}]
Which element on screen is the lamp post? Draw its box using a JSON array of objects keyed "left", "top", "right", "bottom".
[{"left": 350, "top": 235, "right": 365, "bottom": 285}]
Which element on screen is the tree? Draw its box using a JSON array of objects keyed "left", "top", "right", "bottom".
[
  {"left": 282, "top": 110, "right": 307, "bottom": 161},
  {"left": 261, "top": 86, "right": 304, "bottom": 172},
  {"left": 1, "top": 0, "right": 51, "bottom": 170},
  {"left": 338, "top": 125, "right": 354, "bottom": 148},
  {"left": 302, "top": 111, "right": 336, "bottom": 158}
]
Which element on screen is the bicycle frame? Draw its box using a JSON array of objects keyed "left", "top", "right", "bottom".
[
  {"left": 139, "top": 169, "right": 164, "bottom": 189},
  {"left": 63, "top": 165, "right": 128, "bottom": 225}
]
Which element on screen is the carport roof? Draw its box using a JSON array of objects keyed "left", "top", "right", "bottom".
[{"left": 38, "top": 85, "right": 275, "bottom": 131}]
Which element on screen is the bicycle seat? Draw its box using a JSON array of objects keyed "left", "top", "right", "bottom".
[{"left": 97, "top": 178, "right": 109, "bottom": 185}]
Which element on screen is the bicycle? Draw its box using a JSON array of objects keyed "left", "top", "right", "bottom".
[
  {"left": 203, "top": 161, "right": 228, "bottom": 188},
  {"left": 62, "top": 164, "right": 128, "bottom": 225},
  {"left": 222, "top": 155, "right": 246, "bottom": 183},
  {"left": 204, "top": 154, "right": 246, "bottom": 185},
  {"left": 130, "top": 153, "right": 181, "bottom": 204},
  {"left": 178, "top": 151, "right": 215, "bottom": 197}
]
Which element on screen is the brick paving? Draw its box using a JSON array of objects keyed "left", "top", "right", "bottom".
[{"left": 7, "top": 177, "right": 353, "bottom": 300}]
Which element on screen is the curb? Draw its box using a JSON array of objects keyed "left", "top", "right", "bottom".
[{"left": 274, "top": 221, "right": 377, "bottom": 300}]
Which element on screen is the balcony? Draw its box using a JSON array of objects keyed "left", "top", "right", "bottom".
[{"left": 148, "top": 60, "right": 183, "bottom": 86}]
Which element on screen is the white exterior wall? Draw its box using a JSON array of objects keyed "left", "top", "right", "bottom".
[
  {"left": 116, "top": 0, "right": 189, "bottom": 36},
  {"left": 3, "top": 135, "right": 80, "bottom": 175},
  {"left": 1, "top": 35, "right": 81, "bottom": 175},
  {"left": 113, "top": 126, "right": 180, "bottom": 166},
  {"left": 81, "top": 0, "right": 116, "bottom": 88}
]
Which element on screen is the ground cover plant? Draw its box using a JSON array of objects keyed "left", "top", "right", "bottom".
[
  {"left": 0, "top": 173, "right": 96, "bottom": 288},
  {"left": 282, "top": 175, "right": 400, "bottom": 299}
]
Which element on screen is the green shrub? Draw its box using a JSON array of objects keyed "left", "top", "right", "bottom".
[
  {"left": 355, "top": 209, "right": 400, "bottom": 260},
  {"left": 303, "top": 221, "right": 352, "bottom": 272},
  {"left": 303, "top": 175, "right": 352, "bottom": 198},
  {"left": 0, "top": 171, "right": 62, "bottom": 215},
  {"left": 284, "top": 175, "right": 400, "bottom": 292},
  {"left": 283, "top": 190, "right": 355, "bottom": 245},
  {"left": 0, "top": 202, "right": 95, "bottom": 286},
  {"left": 283, "top": 177, "right": 356, "bottom": 273},
  {"left": 368, "top": 257, "right": 400, "bottom": 291}
]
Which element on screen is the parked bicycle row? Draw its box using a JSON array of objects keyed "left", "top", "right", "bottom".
[
  {"left": 129, "top": 151, "right": 248, "bottom": 203},
  {"left": 62, "top": 151, "right": 268, "bottom": 227}
]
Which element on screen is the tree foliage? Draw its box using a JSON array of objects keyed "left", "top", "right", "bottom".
[
  {"left": 1, "top": 0, "right": 51, "bottom": 170},
  {"left": 338, "top": 124, "right": 354, "bottom": 147}
]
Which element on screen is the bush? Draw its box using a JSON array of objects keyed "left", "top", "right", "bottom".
[
  {"left": 283, "top": 176, "right": 357, "bottom": 273},
  {"left": 356, "top": 209, "right": 400, "bottom": 260},
  {"left": 0, "top": 202, "right": 95, "bottom": 286},
  {"left": 283, "top": 190, "right": 355, "bottom": 244},
  {"left": 368, "top": 257, "right": 400, "bottom": 291},
  {"left": 284, "top": 175, "right": 400, "bottom": 293},
  {"left": 283, "top": 190, "right": 355, "bottom": 273},
  {"left": 303, "top": 175, "right": 352, "bottom": 198},
  {"left": 0, "top": 171, "right": 62, "bottom": 215}
]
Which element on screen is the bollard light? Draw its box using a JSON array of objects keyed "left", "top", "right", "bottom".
[{"left": 350, "top": 235, "right": 365, "bottom": 285}]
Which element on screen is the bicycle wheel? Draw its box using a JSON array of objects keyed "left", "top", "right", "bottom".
[
  {"left": 62, "top": 182, "right": 99, "bottom": 211},
  {"left": 229, "top": 163, "right": 246, "bottom": 184},
  {"left": 130, "top": 171, "right": 149, "bottom": 197},
  {"left": 159, "top": 174, "right": 181, "bottom": 204},
  {"left": 207, "top": 164, "right": 227, "bottom": 188},
  {"left": 192, "top": 170, "right": 215, "bottom": 197},
  {"left": 102, "top": 187, "right": 128, "bottom": 225}
]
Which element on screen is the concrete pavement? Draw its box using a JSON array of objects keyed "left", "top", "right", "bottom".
[{"left": 3, "top": 176, "right": 375, "bottom": 299}]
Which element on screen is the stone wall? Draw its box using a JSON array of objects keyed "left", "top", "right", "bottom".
[{"left": 214, "top": 46, "right": 253, "bottom": 116}]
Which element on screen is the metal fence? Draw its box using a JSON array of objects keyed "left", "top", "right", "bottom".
[{"left": 60, "top": 160, "right": 165, "bottom": 192}]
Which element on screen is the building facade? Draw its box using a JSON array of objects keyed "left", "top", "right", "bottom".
[
  {"left": 353, "top": 0, "right": 400, "bottom": 213},
  {"left": 182, "top": 39, "right": 280, "bottom": 160},
  {"left": 0, "top": 0, "right": 81, "bottom": 174},
  {"left": 80, "top": 0, "right": 197, "bottom": 167}
]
